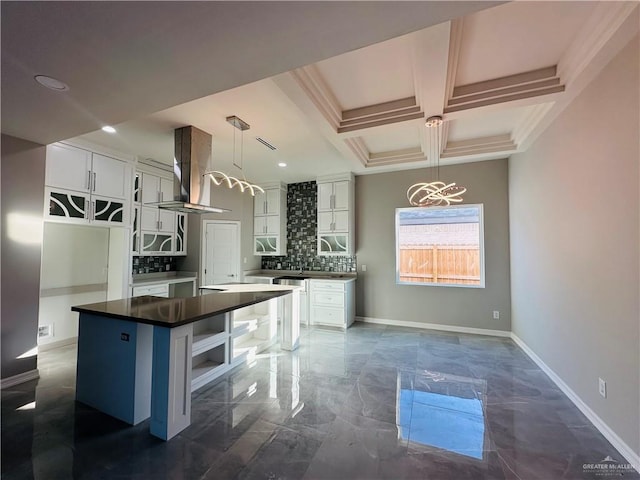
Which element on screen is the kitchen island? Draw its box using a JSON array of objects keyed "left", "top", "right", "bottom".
[{"left": 72, "top": 285, "right": 299, "bottom": 441}]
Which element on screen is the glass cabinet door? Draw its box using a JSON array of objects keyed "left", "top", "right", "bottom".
[
  {"left": 254, "top": 236, "right": 279, "bottom": 254},
  {"left": 92, "top": 196, "right": 125, "bottom": 224},
  {"left": 318, "top": 234, "right": 348, "bottom": 254},
  {"left": 46, "top": 188, "right": 88, "bottom": 222},
  {"left": 142, "top": 232, "right": 172, "bottom": 254}
]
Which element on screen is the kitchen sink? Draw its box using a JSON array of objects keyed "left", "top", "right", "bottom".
[{"left": 275, "top": 275, "right": 311, "bottom": 280}]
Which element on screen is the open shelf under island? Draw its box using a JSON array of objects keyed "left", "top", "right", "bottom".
[{"left": 72, "top": 284, "right": 300, "bottom": 441}]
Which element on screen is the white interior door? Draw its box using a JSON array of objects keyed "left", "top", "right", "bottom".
[{"left": 203, "top": 221, "right": 240, "bottom": 286}]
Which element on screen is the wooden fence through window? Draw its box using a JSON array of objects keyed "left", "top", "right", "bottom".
[{"left": 399, "top": 245, "right": 480, "bottom": 285}]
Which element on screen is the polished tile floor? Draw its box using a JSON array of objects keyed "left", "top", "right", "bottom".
[{"left": 2, "top": 324, "right": 638, "bottom": 479}]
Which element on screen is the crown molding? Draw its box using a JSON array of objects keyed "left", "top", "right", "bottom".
[
  {"left": 367, "top": 147, "right": 425, "bottom": 168},
  {"left": 289, "top": 66, "right": 342, "bottom": 130},
  {"left": 512, "top": 102, "right": 554, "bottom": 151},
  {"left": 558, "top": 2, "right": 639, "bottom": 89},
  {"left": 444, "top": 18, "right": 464, "bottom": 111},
  {"left": 442, "top": 134, "right": 516, "bottom": 158},
  {"left": 343, "top": 137, "right": 369, "bottom": 167}
]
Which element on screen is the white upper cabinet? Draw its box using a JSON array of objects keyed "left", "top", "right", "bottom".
[
  {"left": 317, "top": 180, "right": 350, "bottom": 212},
  {"left": 253, "top": 182, "right": 287, "bottom": 256},
  {"left": 141, "top": 173, "right": 173, "bottom": 204},
  {"left": 135, "top": 167, "right": 187, "bottom": 256},
  {"left": 45, "top": 143, "right": 93, "bottom": 193},
  {"left": 141, "top": 202, "right": 176, "bottom": 232},
  {"left": 254, "top": 188, "right": 281, "bottom": 216},
  {"left": 44, "top": 143, "right": 131, "bottom": 227},
  {"left": 316, "top": 173, "right": 355, "bottom": 255},
  {"left": 91, "top": 153, "right": 129, "bottom": 199}
]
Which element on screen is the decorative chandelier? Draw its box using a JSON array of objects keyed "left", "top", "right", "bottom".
[
  {"left": 407, "top": 115, "right": 466, "bottom": 207},
  {"left": 204, "top": 115, "right": 264, "bottom": 196}
]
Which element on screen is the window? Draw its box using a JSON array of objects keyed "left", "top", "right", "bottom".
[{"left": 395, "top": 204, "right": 485, "bottom": 288}]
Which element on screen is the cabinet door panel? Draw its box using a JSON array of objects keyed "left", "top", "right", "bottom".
[
  {"left": 254, "top": 236, "right": 279, "bottom": 254},
  {"left": 265, "top": 189, "right": 280, "bottom": 215},
  {"left": 91, "top": 154, "right": 127, "bottom": 199},
  {"left": 265, "top": 215, "right": 280, "bottom": 235},
  {"left": 318, "top": 234, "right": 349, "bottom": 254},
  {"left": 46, "top": 144, "right": 92, "bottom": 193},
  {"left": 46, "top": 188, "right": 89, "bottom": 222},
  {"left": 317, "top": 183, "right": 333, "bottom": 211},
  {"left": 333, "top": 210, "right": 349, "bottom": 231},
  {"left": 132, "top": 206, "right": 141, "bottom": 254},
  {"left": 333, "top": 181, "right": 350, "bottom": 210},
  {"left": 92, "top": 195, "right": 125, "bottom": 225},
  {"left": 254, "top": 216, "right": 266, "bottom": 235},
  {"left": 254, "top": 191, "right": 267, "bottom": 215},
  {"left": 158, "top": 209, "right": 175, "bottom": 233},
  {"left": 311, "top": 306, "right": 344, "bottom": 326},
  {"left": 141, "top": 232, "right": 172, "bottom": 254},
  {"left": 141, "top": 206, "right": 159, "bottom": 231},
  {"left": 174, "top": 213, "right": 187, "bottom": 255},
  {"left": 160, "top": 178, "right": 174, "bottom": 202},
  {"left": 318, "top": 211, "right": 333, "bottom": 233},
  {"left": 141, "top": 173, "right": 160, "bottom": 204}
]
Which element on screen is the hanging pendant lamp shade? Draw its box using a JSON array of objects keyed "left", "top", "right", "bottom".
[
  {"left": 407, "top": 116, "right": 466, "bottom": 207},
  {"left": 204, "top": 115, "right": 264, "bottom": 196}
]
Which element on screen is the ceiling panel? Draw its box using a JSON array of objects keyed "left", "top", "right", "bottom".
[
  {"left": 446, "top": 105, "right": 534, "bottom": 142},
  {"left": 361, "top": 123, "right": 422, "bottom": 153},
  {"left": 314, "top": 33, "right": 415, "bottom": 110},
  {"left": 456, "top": 2, "right": 596, "bottom": 86}
]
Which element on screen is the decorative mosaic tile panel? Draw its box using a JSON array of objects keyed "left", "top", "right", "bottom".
[
  {"left": 132, "top": 256, "right": 176, "bottom": 274},
  {"left": 261, "top": 181, "right": 357, "bottom": 272}
]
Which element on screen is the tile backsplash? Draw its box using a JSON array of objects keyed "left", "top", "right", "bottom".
[
  {"left": 132, "top": 256, "right": 175, "bottom": 274},
  {"left": 261, "top": 181, "right": 357, "bottom": 272}
]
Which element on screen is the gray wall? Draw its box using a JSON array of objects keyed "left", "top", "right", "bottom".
[
  {"left": 355, "top": 158, "right": 511, "bottom": 331},
  {"left": 1, "top": 134, "right": 46, "bottom": 379},
  {"left": 177, "top": 181, "right": 260, "bottom": 285},
  {"left": 509, "top": 35, "right": 639, "bottom": 455}
]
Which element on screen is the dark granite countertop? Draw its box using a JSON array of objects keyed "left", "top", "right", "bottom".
[{"left": 72, "top": 290, "right": 290, "bottom": 328}]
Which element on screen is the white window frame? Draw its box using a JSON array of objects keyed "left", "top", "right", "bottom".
[{"left": 395, "top": 204, "right": 485, "bottom": 288}]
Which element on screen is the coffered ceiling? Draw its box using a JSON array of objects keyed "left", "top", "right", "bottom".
[{"left": 6, "top": 1, "right": 636, "bottom": 185}]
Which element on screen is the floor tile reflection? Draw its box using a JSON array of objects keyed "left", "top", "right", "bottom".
[{"left": 2, "top": 324, "right": 638, "bottom": 479}]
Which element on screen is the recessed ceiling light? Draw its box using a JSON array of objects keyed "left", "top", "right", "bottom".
[
  {"left": 34, "top": 75, "right": 69, "bottom": 92},
  {"left": 101, "top": 126, "right": 117, "bottom": 134},
  {"left": 278, "top": 162, "right": 287, "bottom": 168}
]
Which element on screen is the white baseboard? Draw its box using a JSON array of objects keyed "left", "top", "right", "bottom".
[
  {"left": 1, "top": 369, "right": 40, "bottom": 389},
  {"left": 38, "top": 336, "right": 77, "bottom": 352},
  {"left": 355, "top": 316, "right": 511, "bottom": 338},
  {"left": 511, "top": 333, "right": 640, "bottom": 472}
]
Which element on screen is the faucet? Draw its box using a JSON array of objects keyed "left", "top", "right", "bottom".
[{"left": 298, "top": 263, "right": 304, "bottom": 275}]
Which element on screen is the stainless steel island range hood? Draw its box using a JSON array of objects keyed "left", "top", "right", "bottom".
[{"left": 155, "top": 125, "right": 229, "bottom": 214}]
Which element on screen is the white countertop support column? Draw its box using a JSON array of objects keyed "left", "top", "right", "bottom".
[
  {"left": 279, "top": 289, "right": 300, "bottom": 351},
  {"left": 150, "top": 323, "right": 193, "bottom": 441}
]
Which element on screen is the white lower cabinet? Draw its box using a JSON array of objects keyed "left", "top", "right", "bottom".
[{"left": 309, "top": 279, "right": 355, "bottom": 329}]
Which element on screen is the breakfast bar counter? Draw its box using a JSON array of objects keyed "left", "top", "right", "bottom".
[{"left": 72, "top": 285, "right": 299, "bottom": 441}]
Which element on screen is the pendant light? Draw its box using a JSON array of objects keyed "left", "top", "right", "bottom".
[
  {"left": 407, "top": 115, "right": 466, "bottom": 207},
  {"left": 205, "top": 115, "right": 264, "bottom": 196}
]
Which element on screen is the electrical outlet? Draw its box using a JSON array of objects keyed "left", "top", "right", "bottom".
[
  {"left": 599, "top": 378, "right": 607, "bottom": 398},
  {"left": 493, "top": 311, "right": 500, "bottom": 320},
  {"left": 361, "top": 264, "right": 367, "bottom": 272}
]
